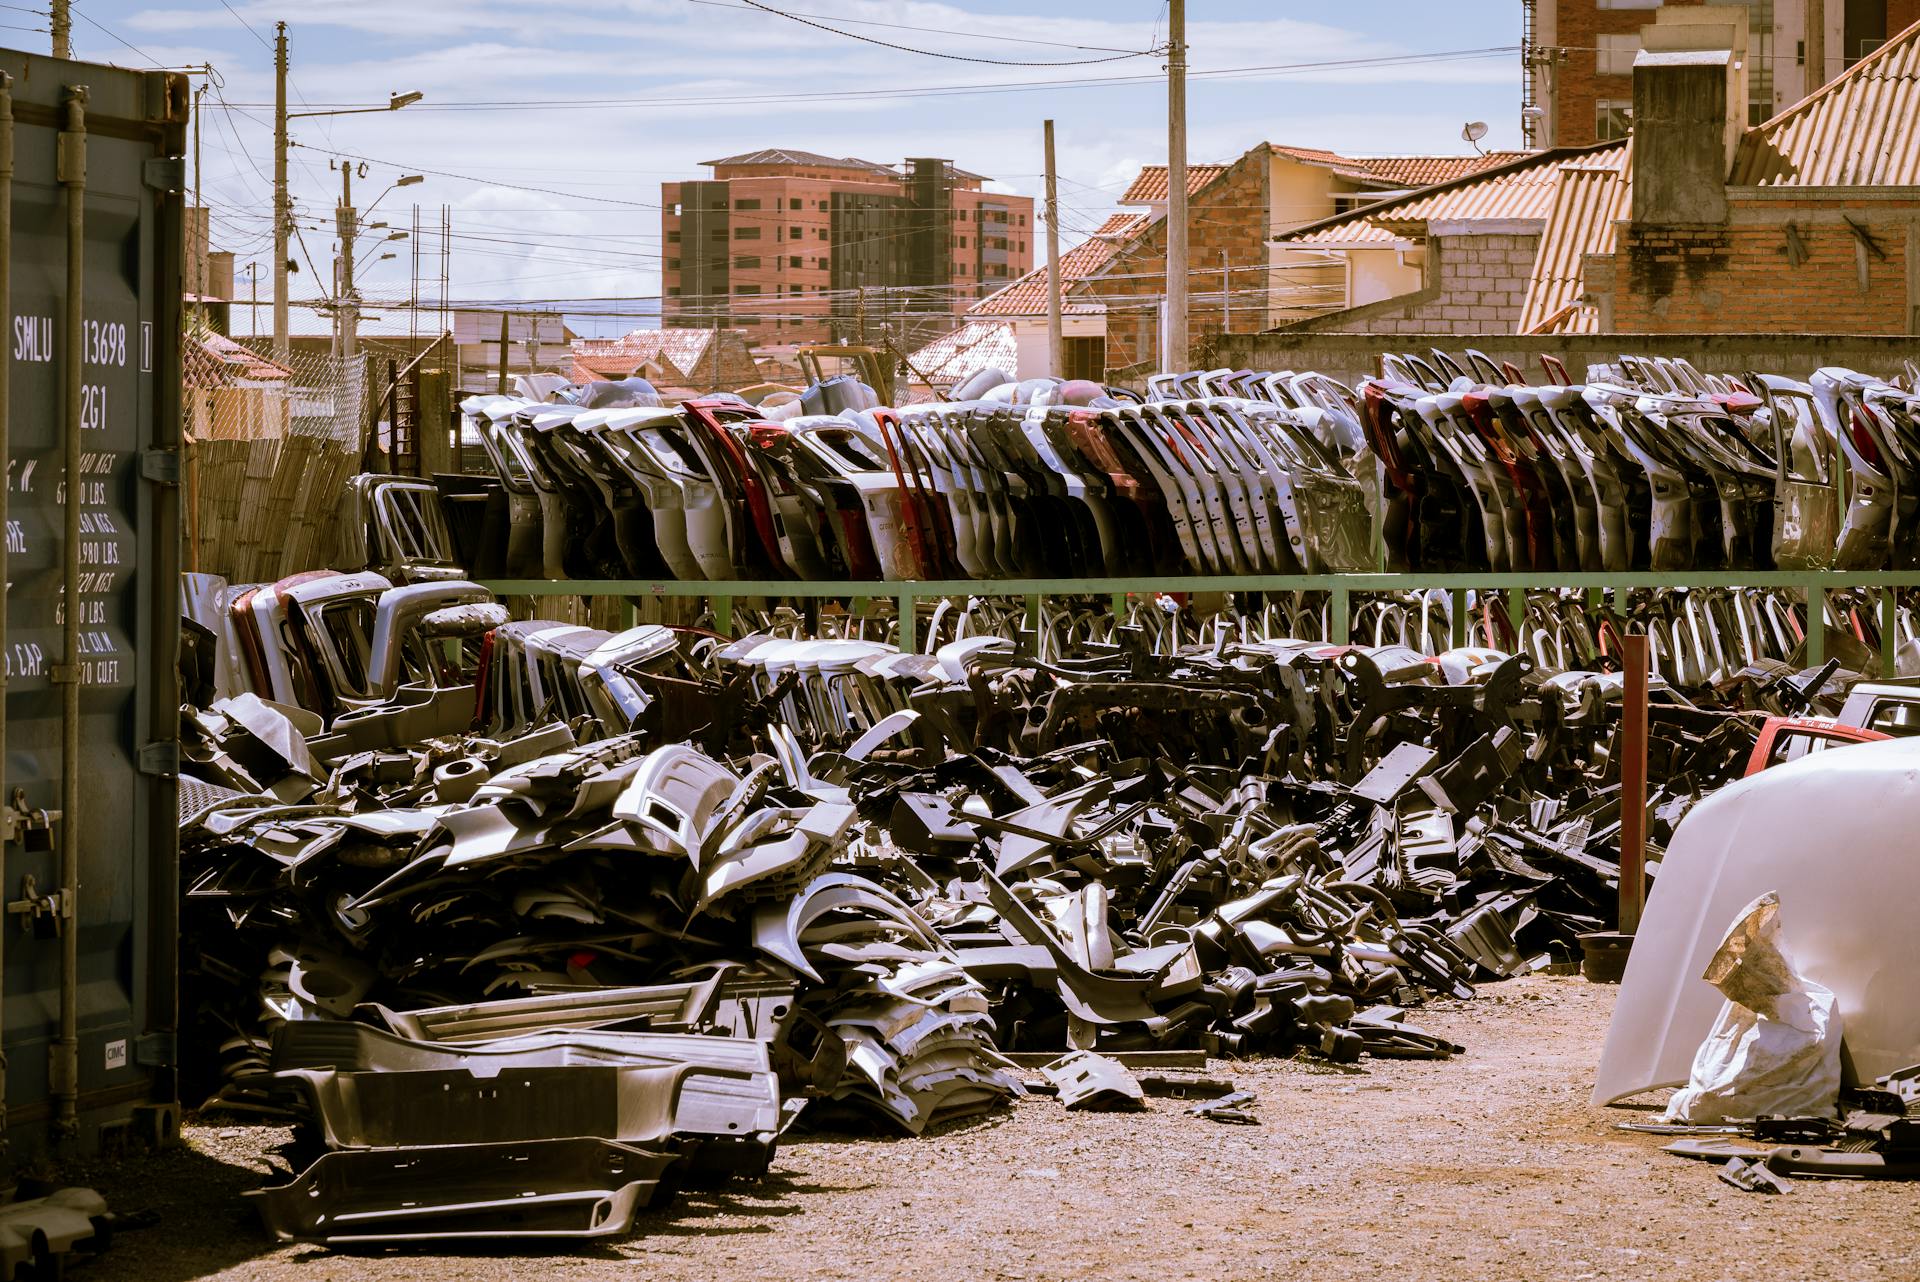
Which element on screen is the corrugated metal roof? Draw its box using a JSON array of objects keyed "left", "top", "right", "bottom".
[
  {"left": 1520, "top": 143, "right": 1631, "bottom": 334},
  {"left": 907, "top": 319, "right": 1018, "bottom": 386},
  {"left": 1120, "top": 164, "right": 1230, "bottom": 203},
  {"left": 1276, "top": 143, "right": 1626, "bottom": 246},
  {"left": 1732, "top": 18, "right": 1920, "bottom": 185},
  {"left": 969, "top": 213, "right": 1144, "bottom": 316}
]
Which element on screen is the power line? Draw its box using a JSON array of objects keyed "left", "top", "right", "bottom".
[
  {"left": 679, "top": 0, "right": 1151, "bottom": 55},
  {"left": 71, "top": 3, "right": 162, "bottom": 66},
  {"left": 730, "top": 0, "right": 1157, "bottom": 66},
  {"left": 224, "top": 47, "right": 1519, "bottom": 112},
  {"left": 215, "top": 0, "right": 270, "bottom": 50}
]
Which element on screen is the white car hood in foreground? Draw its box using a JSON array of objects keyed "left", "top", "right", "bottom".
[{"left": 1592, "top": 734, "right": 1920, "bottom": 1104}]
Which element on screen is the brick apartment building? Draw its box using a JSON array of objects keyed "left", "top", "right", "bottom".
[
  {"left": 660, "top": 148, "right": 1035, "bottom": 348},
  {"left": 1529, "top": 0, "right": 1920, "bottom": 146}
]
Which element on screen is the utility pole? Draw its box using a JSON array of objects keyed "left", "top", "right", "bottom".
[
  {"left": 1164, "top": 0, "right": 1188, "bottom": 373},
  {"left": 334, "top": 161, "right": 357, "bottom": 364},
  {"left": 272, "top": 22, "right": 289, "bottom": 359},
  {"left": 496, "top": 311, "right": 509, "bottom": 393},
  {"left": 1043, "top": 118, "right": 1062, "bottom": 378},
  {"left": 1804, "top": 0, "right": 1826, "bottom": 95},
  {"left": 49, "top": 0, "right": 67, "bottom": 58},
  {"left": 192, "top": 84, "right": 205, "bottom": 296},
  {"left": 1220, "top": 250, "right": 1230, "bottom": 335}
]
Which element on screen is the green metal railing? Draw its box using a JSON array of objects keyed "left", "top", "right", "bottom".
[{"left": 482, "top": 570, "right": 1920, "bottom": 672}]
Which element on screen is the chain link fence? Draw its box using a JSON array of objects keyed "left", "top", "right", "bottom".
[{"left": 185, "top": 329, "right": 368, "bottom": 583}]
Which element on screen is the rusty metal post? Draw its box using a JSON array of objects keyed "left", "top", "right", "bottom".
[{"left": 1619, "top": 630, "right": 1650, "bottom": 935}]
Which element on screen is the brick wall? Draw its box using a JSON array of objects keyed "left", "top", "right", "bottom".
[
  {"left": 1585, "top": 199, "right": 1915, "bottom": 333},
  {"left": 1069, "top": 146, "right": 1272, "bottom": 377},
  {"left": 1278, "top": 230, "right": 1542, "bottom": 337}
]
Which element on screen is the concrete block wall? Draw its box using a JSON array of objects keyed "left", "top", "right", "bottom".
[{"left": 1277, "top": 231, "right": 1542, "bottom": 338}]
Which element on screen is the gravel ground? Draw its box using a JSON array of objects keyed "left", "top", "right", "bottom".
[{"left": 57, "top": 975, "right": 1920, "bottom": 1282}]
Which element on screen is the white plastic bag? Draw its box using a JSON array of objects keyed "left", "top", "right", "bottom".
[{"left": 1663, "top": 892, "right": 1842, "bottom": 1124}]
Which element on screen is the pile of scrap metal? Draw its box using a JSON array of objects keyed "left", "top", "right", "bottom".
[
  {"left": 1155, "top": 355, "right": 1920, "bottom": 574},
  {"left": 337, "top": 355, "right": 1920, "bottom": 585},
  {"left": 178, "top": 585, "right": 1852, "bottom": 1244}
]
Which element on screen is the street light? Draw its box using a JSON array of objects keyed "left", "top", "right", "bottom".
[
  {"left": 363, "top": 175, "right": 426, "bottom": 222},
  {"left": 289, "top": 90, "right": 426, "bottom": 120},
  {"left": 274, "top": 70, "right": 424, "bottom": 354}
]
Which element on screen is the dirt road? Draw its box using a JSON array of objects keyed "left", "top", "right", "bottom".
[{"left": 68, "top": 976, "right": 1920, "bottom": 1281}]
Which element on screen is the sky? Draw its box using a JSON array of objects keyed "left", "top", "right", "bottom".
[{"left": 60, "top": 0, "right": 1523, "bottom": 336}]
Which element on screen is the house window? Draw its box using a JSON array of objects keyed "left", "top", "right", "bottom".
[
  {"left": 667, "top": 286, "right": 681, "bottom": 297},
  {"left": 958, "top": 236, "right": 968, "bottom": 248},
  {"left": 735, "top": 256, "right": 760, "bottom": 269},
  {"left": 666, "top": 258, "right": 680, "bottom": 271},
  {"left": 666, "top": 230, "right": 681, "bottom": 244},
  {"left": 735, "top": 226, "right": 761, "bottom": 240},
  {"left": 817, "top": 200, "right": 828, "bottom": 210},
  {"left": 1063, "top": 335, "right": 1105, "bottom": 382},
  {"left": 816, "top": 228, "right": 828, "bottom": 240},
  {"left": 790, "top": 226, "right": 802, "bottom": 238},
  {"left": 1596, "top": 0, "right": 1660, "bottom": 7},
  {"left": 734, "top": 198, "right": 762, "bottom": 210},
  {"left": 1596, "top": 34, "right": 1641, "bottom": 76},
  {"left": 789, "top": 197, "right": 802, "bottom": 210},
  {"left": 1595, "top": 99, "right": 1633, "bottom": 141},
  {"left": 737, "top": 284, "right": 762, "bottom": 295},
  {"left": 789, "top": 255, "right": 802, "bottom": 268}
]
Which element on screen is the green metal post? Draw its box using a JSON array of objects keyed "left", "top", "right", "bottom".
[
  {"left": 1450, "top": 589, "right": 1467, "bottom": 650},
  {"left": 1806, "top": 586, "right": 1824, "bottom": 669},
  {"left": 713, "top": 595, "right": 733, "bottom": 636},
  {"left": 1332, "top": 586, "right": 1350, "bottom": 643},
  {"left": 1507, "top": 587, "right": 1526, "bottom": 650},
  {"left": 1882, "top": 587, "right": 1898, "bottom": 676},
  {"left": 1111, "top": 592, "right": 1127, "bottom": 626},
  {"left": 897, "top": 590, "right": 917, "bottom": 652}
]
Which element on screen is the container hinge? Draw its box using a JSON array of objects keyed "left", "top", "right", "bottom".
[
  {"left": 138, "top": 741, "right": 179, "bottom": 777},
  {"left": 134, "top": 1032, "right": 176, "bottom": 1069},
  {"left": 142, "top": 155, "right": 185, "bottom": 193},
  {"left": 141, "top": 448, "right": 180, "bottom": 486}
]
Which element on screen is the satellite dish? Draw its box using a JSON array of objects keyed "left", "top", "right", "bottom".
[{"left": 1461, "top": 121, "right": 1489, "bottom": 143}]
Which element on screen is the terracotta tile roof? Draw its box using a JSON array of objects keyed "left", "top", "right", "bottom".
[
  {"left": 1332, "top": 152, "right": 1530, "bottom": 188},
  {"left": 185, "top": 331, "right": 292, "bottom": 388},
  {"left": 907, "top": 319, "right": 1017, "bottom": 386},
  {"left": 573, "top": 327, "right": 718, "bottom": 377},
  {"left": 1275, "top": 143, "right": 1625, "bottom": 246},
  {"left": 1731, "top": 17, "right": 1920, "bottom": 186},
  {"left": 1120, "top": 164, "right": 1230, "bottom": 203},
  {"left": 1520, "top": 144, "right": 1632, "bottom": 335},
  {"left": 968, "top": 213, "right": 1146, "bottom": 316},
  {"left": 572, "top": 351, "right": 683, "bottom": 384}
]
